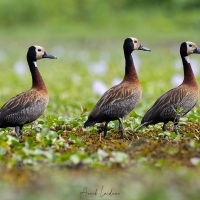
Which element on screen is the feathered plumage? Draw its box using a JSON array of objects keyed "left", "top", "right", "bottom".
[
  {"left": 84, "top": 37, "right": 150, "bottom": 139},
  {"left": 0, "top": 45, "right": 57, "bottom": 138},
  {"left": 141, "top": 41, "right": 200, "bottom": 134}
]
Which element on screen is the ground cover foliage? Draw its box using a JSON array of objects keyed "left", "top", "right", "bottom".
[
  {"left": 1, "top": 1, "right": 200, "bottom": 199},
  {"left": 1, "top": 109, "right": 200, "bottom": 169}
]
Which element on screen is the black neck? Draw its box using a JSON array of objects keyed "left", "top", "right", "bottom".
[
  {"left": 125, "top": 52, "right": 133, "bottom": 75},
  {"left": 123, "top": 51, "right": 139, "bottom": 82}
]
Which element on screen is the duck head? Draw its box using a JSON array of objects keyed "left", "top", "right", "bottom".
[
  {"left": 180, "top": 41, "right": 200, "bottom": 56},
  {"left": 27, "top": 45, "right": 57, "bottom": 62},
  {"left": 123, "top": 37, "right": 151, "bottom": 54}
]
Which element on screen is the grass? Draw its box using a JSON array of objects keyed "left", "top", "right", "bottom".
[
  {"left": 1, "top": 167, "right": 200, "bottom": 200},
  {"left": 1, "top": 4, "right": 200, "bottom": 199}
]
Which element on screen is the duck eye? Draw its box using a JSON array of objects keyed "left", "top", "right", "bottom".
[
  {"left": 38, "top": 49, "right": 41, "bottom": 52},
  {"left": 189, "top": 44, "right": 192, "bottom": 47}
]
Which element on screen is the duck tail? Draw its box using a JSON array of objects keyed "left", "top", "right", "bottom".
[
  {"left": 83, "top": 120, "right": 96, "bottom": 128},
  {"left": 135, "top": 121, "right": 153, "bottom": 131}
]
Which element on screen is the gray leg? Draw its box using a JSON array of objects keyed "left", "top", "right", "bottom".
[
  {"left": 103, "top": 122, "right": 108, "bottom": 137},
  {"left": 15, "top": 126, "right": 20, "bottom": 138},
  {"left": 15, "top": 126, "right": 23, "bottom": 139},
  {"left": 118, "top": 118, "right": 124, "bottom": 139},
  {"left": 162, "top": 123, "right": 167, "bottom": 131},
  {"left": 19, "top": 130, "right": 23, "bottom": 139},
  {"left": 174, "top": 122, "right": 179, "bottom": 135}
]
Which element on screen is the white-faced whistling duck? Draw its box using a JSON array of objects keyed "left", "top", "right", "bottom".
[
  {"left": 141, "top": 41, "right": 200, "bottom": 134},
  {"left": 0, "top": 45, "right": 57, "bottom": 138},
  {"left": 84, "top": 37, "right": 151, "bottom": 139}
]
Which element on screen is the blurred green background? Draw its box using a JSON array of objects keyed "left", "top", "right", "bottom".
[
  {"left": 1, "top": 0, "right": 200, "bottom": 116},
  {"left": 1, "top": 0, "right": 200, "bottom": 199}
]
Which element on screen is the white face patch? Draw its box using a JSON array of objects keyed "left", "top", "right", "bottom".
[
  {"left": 184, "top": 56, "right": 190, "bottom": 63},
  {"left": 129, "top": 37, "right": 139, "bottom": 50},
  {"left": 33, "top": 61, "right": 37, "bottom": 67},
  {"left": 34, "top": 45, "right": 45, "bottom": 60},
  {"left": 186, "top": 41, "right": 198, "bottom": 55}
]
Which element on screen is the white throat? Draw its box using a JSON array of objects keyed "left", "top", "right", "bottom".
[
  {"left": 184, "top": 56, "right": 190, "bottom": 63},
  {"left": 33, "top": 61, "right": 37, "bottom": 67}
]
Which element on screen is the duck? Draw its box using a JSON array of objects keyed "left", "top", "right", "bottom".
[
  {"left": 141, "top": 41, "right": 200, "bottom": 134},
  {"left": 0, "top": 45, "right": 57, "bottom": 138},
  {"left": 84, "top": 37, "right": 150, "bottom": 139}
]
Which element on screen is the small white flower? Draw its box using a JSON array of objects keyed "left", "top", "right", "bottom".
[
  {"left": 92, "top": 80, "right": 107, "bottom": 95},
  {"left": 88, "top": 60, "right": 108, "bottom": 75},
  {"left": 171, "top": 74, "right": 183, "bottom": 86},
  {"left": 112, "top": 78, "right": 122, "bottom": 86},
  {"left": 13, "top": 60, "right": 27, "bottom": 75}
]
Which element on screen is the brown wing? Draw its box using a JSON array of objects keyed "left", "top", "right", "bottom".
[
  {"left": 0, "top": 89, "right": 49, "bottom": 126},
  {"left": 89, "top": 82, "right": 142, "bottom": 119},
  {"left": 142, "top": 85, "right": 198, "bottom": 123}
]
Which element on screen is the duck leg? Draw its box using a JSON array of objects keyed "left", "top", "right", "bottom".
[
  {"left": 103, "top": 122, "right": 108, "bottom": 138},
  {"left": 118, "top": 118, "right": 124, "bottom": 139},
  {"left": 15, "top": 125, "right": 23, "bottom": 139},
  {"left": 162, "top": 123, "right": 167, "bottom": 131},
  {"left": 174, "top": 121, "right": 179, "bottom": 135}
]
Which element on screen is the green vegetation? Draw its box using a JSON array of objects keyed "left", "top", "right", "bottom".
[{"left": 1, "top": 0, "right": 200, "bottom": 199}]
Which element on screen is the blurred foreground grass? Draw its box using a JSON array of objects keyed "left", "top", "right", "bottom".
[{"left": 1, "top": 167, "right": 200, "bottom": 200}]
